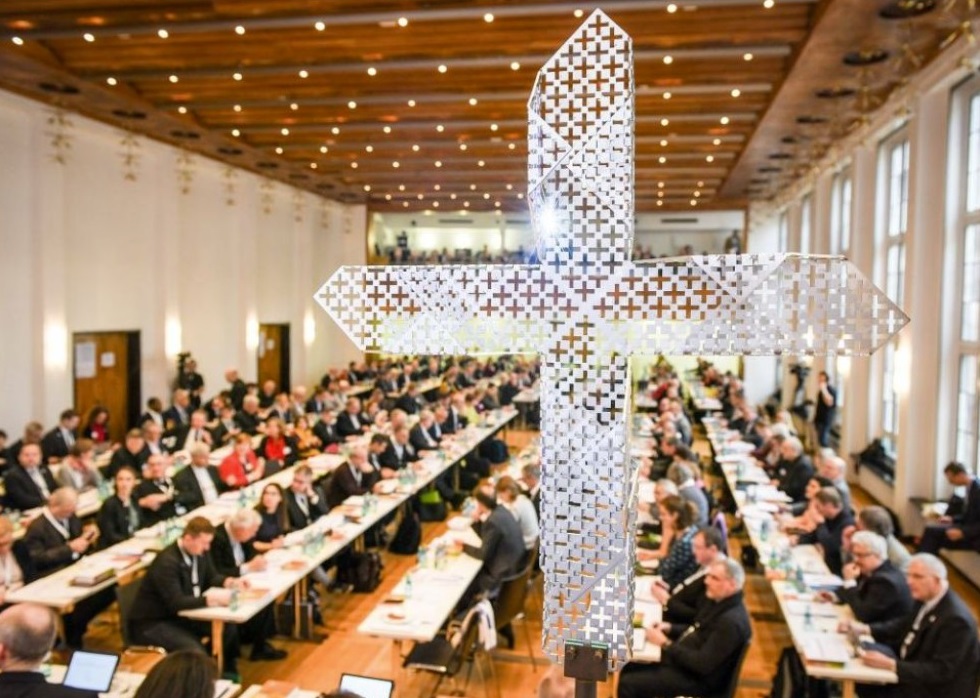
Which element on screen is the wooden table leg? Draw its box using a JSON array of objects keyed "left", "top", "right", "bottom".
[
  {"left": 842, "top": 679, "right": 856, "bottom": 698},
  {"left": 293, "top": 580, "right": 304, "bottom": 639},
  {"left": 212, "top": 620, "right": 224, "bottom": 675}
]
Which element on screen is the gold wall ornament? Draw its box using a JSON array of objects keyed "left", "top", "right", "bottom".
[
  {"left": 175, "top": 150, "right": 195, "bottom": 195},
  {"left": 259, "top": 179, "right": 275, "bottom": 215},
  {"left": 119, "top": 131, "right": 141, "bottom": 181},
  {"left": 222, "top": 166, "right": 238, "bottom": 206},
  {"left": 45, "top": 109, "right": 73, "bottom": 165}
]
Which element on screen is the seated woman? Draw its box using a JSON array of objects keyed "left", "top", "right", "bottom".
[
  {"left": 97, "top": 465, "right": 144, "bottom": 547},
  {"left": 256, "top": 418, "right": 297, "bottom": 472},
  {"left": 83, "top": 406, "right": 111, "bottom": 447},
  {"left": 253, "top": 483, "right": 290, "bottom": 553},
  {"left": 56, "top": 439, "right": 104, "bottom": 492},
  {"left": 292, "top": 416, "right": 322, "bottom": 460},
  {"left": 638, "top": 495, "right": 700, "bottom": 589},
  {"left": 219, "top": 433, "right": 265, "bottom": 489}
]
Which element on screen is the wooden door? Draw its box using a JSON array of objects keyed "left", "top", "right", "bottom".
[
  {"left": 257, "top": 323, "right": 290, "bottom": 392},
  {"left": 73, "top": 331, "right": 141, "bottom": 443}
]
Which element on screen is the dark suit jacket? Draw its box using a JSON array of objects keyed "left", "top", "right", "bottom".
[
  {"left": 312, "top": 421, "right": 343, "bottom": 449},
  {"left": 210, "top": 524, "right": 258, "bottom": 578},
  {"left": 96, "top": 495, "right": 144, "bottom": 548},
  {"left": 814, "top": 508, "right": 855, "bottom": 577},
  {"left": 167, "top": 424, "right": 214, "bottom": 453},
  {"left": 379, "top": 441, "right": 419, "bottom": 471},
  {"left": 663, "top": 567, "right": 708, "bottom": 625},
  {"left": 440, "top": 408, "right": 467, "bottom": 435},
  {"left": 162, "top": 406, "right": 190, "bottom": 430},
  {"left": 498, "top": 383, "right": 520, "bottom": 407},
  {"left": 0, "top": 672, "right": 99, "bottom": 698},
  {"left": 105, "top": 447, "right": 146, "bottom": 479},
  {"left": 234, "top": 411, "right": 262, "bottom": 436},
  {"left": 409, "top": 423, "right": 440, "bottom": 452},
  {"left": 229, "top": 379, "right": 247, "bottom": 410},
  {"left": 336, "top": 411, "right": 367, "bottom": 438},
  {"left": 776, "top": 455, "right": 814, "bottom": 503},
  {"left": 130, "top": 542, "right": 228, "bottom": 624},
  {"left": 23, "top": 514, "right": 83, "bottom": 577},
  {"left": 868, "top": 589, "right": 980, "bottom": 698},
  {"left": 211, "top": 420, "right": 239, "bottom": 446},
  {"left": 951, "top": 478, "right": 980, "bottom": 546},
  {"left": 40, "top": 428, "right": 74, "bottom": 463},
  {"left": 173, "top": 465, "right": 226, "bottom": 510},
  {"left": 284, "top": 488, "right": 329, "bottom": 530},
  {"left": 658, "top": 591, "right": 752, "bottom": 695},
  {"left": 326, "top": 463, "right": 379, "bottom": 509},
  {"left": 3, "top": 465, "right": 58, "bottom": 511},
  {"left": 836, "top": 560, "right": 913, "bottom": 624},
  {"left": 134, "top": 478, "right": 181, "bottom": 526},
  {"left": 464, "top": 505, "right": 525, "bottom": 594},
  {"left": 394, "top": 394, "right": 422, "bottom": 415}
]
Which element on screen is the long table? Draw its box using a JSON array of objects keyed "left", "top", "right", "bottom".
[{"left": 703, "top": 417, "right": 897, "bottom": 698}]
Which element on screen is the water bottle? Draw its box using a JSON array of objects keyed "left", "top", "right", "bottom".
[
  {"left": 230, "top": 588, "right": 239, "bottom": 612},
  {"left": 435, "top": 543, "right": 446, "bottom": 570},
  {"left": 760, "top": 518, "right": 771, "bottom": 543},
  {"left": 238, "top": 488, "right": 247, "bottom": 508},
  {"left": 768, "top": 548, "right": 779, "bottom": 570},
  {"left": 795, "top": 565, "right": 806, "bottom": 593},
  {"left": 803, "top": 605, "right": 814, "bottom": 630},
  {"left": 98, "top": 479, "right": 110, "bottom": 502},
  {"left": 404, "top": 572, "right": 413, "bottom": 598},
  {"left": 418, "top": 546, "right": 428, "bottom": 570}
]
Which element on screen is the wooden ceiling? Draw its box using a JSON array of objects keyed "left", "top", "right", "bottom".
[{"left": 0, "top": 0, "right": 973, "bottom": 213}]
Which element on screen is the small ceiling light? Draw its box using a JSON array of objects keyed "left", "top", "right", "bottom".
[
  {"left": 510, "top": 61, "right": 521, "bottom": 71},
  {"left": 698, "top": 180, "right": 704, "bottom": 187},
  {"left": 320, "top": 145, "right": 328, "bottom": 154},
  {"left": 484, "top": 13, "right": 495, "bottom": 22},
  {"left": 367, "top": 66, "right": 377, "bottom": 76},
  {"left": 506, "top": 184, "right": 513, "bottom": 190},
  {"left": 233, "top": 104, "right": 242, "bottom": 112},
  {"left": 743, "top": 52, "right": 754, "bottom": 61},
  {"left": 399, "top": 184, "right": 406, "bottom": 191},
  {"left": 177, "top": 106, "right": 187, "bottom": 114},
  {"left": 407, "top": 99, "right": 416, "bottom": 107},
  {"left": 490, "top": 123, "right": 499, "bottom": 131},
  {"left": 713, "top": 138, "right": 721, "bottom": 145},
  {"left": 83, "top": 32, "right": 95, "bottom": 42},
  {"left": 280, "top": 127, "right": 290, "bottom": 136},
  {"left": 450, "top": 193, "right": 457, "bottom": 199},
  {"left": 309, "top": 162, "right": 317, "bottom": 169},
  {"left": 348, "top": 101, "right": 357, "bottom": 109},
  {"left": 290, "top": 102, "right": 298, "bottom": 110},
  {"left": 275, "top": 146, "right": 283, "bottom": 154},
  {"left": 517, "top": 193, "right": 524, "bottom": 199},
  {"left": 365, "top": 145, "right": 374, "bottom": 152},
  {"left": 433, "top": 184, "right": 441, "bottom": 191},
  {"left": 460, "top": 143, "right": 468, "bottom": 151},
  {"left": 417, "top": 193, "right": 424, "bottom": 200},
  {"left": 658, "top": 191, "right": 665, "bottom": 198},
  {"left": 169, "top": 74, "right": 179, "bottom": 83},
  {"left": 731, "top": 88, "right": 741, "bottom": 98},
  {"left": 663, "top": 92, "right": 672, "bottom": 100},
  {"left": 385, "top": 194, "right": 392, "bottom": 200},
  {"left": 392, "top": 161, "right": 400, "bottom": 168},
  {"left": 478, "top": 160, "right": 486, "bottom": 167},
  {"left": 397, "top": 17, "right": 409, "bottom": 27},
  {"left": 314, "top": 21, "right": 326, "bottom": 31},
  {"left": 660, "top": 139, "right": 668, "bottom": 146},
  {"left": 694, "top": 190, "right": 701, "bottom": 197},
  {"left": 720, "top": 116, "right": 730, "bottom": 125},
  {"left": 403, "top": 202, "right": 409, "bottom": 207},
  {"left": 574, "top": 9, "right": 585, "bottom": 18},
  {"left": 691, "top": 199, "right": 698, "bottom": 206},
  {"left": 659, "top": 156, "right": 667, "bottom": 163},
  {"left": 332, "top": 126, "right": 341, "bottom": 135},
  {"left": 235, "top": 25, "right": 245, "bottom": 35},
  {"left": 660, "top": 118, "right": 670, "bottom": 126},
  {"left": 106, "top": 77, "right": 118, "bottom": 86},
  {"left": 231, "top": 129, "right": 240, "bottom": 137},
  {"left": 298, "top": 69, "right": 309, "bottom": 78},
  {"left": 658, "top": 181, "right": 665, "bottom": 188},
  {"left": 11, "top": 37, "right": 24, "bottom": 46},
  {"left": 666, "top": 3, "right": 678, "bottom": 13},
  {"left": 157, "top": 29, "right": 169, "bottom": 39},
  {"left": 351, "top": 161, "right": 358, "bottom": 168},
  {"left": 435, "top": 160, "right": 443, "bottom": 167},
  {"left": 469, "top": 97, "right": 478, "bottom": 106},
  {"left": 436, "top": 124, "right": 445, "bottom": 132},
  {"left": 663, "top": 55, "right": 673, "bottom": 65},
  {"left": 508, "top": 142, "right": 516, "bottom": 150},
  {"left": 433, "top": 201, "right": 440, "bottom": 208},
  {"left": 464, "top": 201, "right": 470, "bottom": 208},
  {"left": 412, "top": 144, "right": 420, "bottom": 152},
  {"left": 470, "top": 184, "right": 477, "bottom": 190},
  {"left": 657, "top": 200, "right": 664, "bottom": 207},
  {"left": 233, "top": 72, "right": 243, "bottom": 81},
  {"left": 483, "top": 193, "right": 491, "bottom": 200},
  {"left": 437, "top": 64, "right": 448, "bottom": 73},
  {"left": 383, "top": 126, "right": 391, "bottom": 134},
  {"left": 763, "top": 0, "right": 775, "bottom": 8},
  {"left": 706, "top": 155, "right": 715, "bottom": 162},
  {"left": 364, "top": 185, "right": 371, "bottom": 192}
]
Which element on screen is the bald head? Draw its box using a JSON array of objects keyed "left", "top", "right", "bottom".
[
  {"left": 48, "top": 487, "right": 78, "bottom": 518},
  {"left": 0, "top": 603, "right": 58, "bottom": 668}
]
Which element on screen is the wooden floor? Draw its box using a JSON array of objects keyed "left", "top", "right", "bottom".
[{"left": 81, "top": 425, "right": 980, "bottom": 698}]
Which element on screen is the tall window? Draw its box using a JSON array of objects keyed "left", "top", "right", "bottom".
[
  {"left": 876, "top": 129, "right": 910, "bottom": 450},
  {"left": 830, "top": 168, "right": 853, "bottom": 255},
  {"left": 778, "top": 210, "right": 789, "bottom": 252},
  {"left": 799, "top": 194, "right": 813, "bottom": 253},
  {"left": 953, "top": 79, "right": 980, "bottom": 465}
]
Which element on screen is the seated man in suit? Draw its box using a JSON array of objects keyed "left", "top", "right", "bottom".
[
  {"left": 174, "top": 444, "right": 226, "bottom": 510},
  {"left": 3, "top": 443, "right": 57, "bottom": 512},
  {"left": 136, "top": 454, "right": 186, "bottom": 526},
  {"left": 520, "top": 463, "right": 542, "bottom": 520},
  {"left": 0, "top": 603, "right": 99, "bottom": 697},
  {"left": 169, "top": 410, "right": 214, "bottom": 454},
  {"left": 23, "top": 488, "right": 111, "bottom": 647},
  {"left": 379, "top": 425, "right": 420, "bottom": 472},
  {"left": 284, "top": 465, "right": 329, "bottom": 530},
  {"left": 162, "top": 389, "right": 192, "bottom": 431},
  {"left": 105, "top": 429, "right": 148, "bottom": 479},
  {"left": 209, "top": 509, "right": 286, "bottom": 661},
  {"left": 808, "top": 486, "right": 855, "bottom": 577},
  {"left": 919, "top": 461, "right": 980, "bottom": 554},
  {"left": 211, "top": 401, "right": 242, "bottom": 447},
  {"left": 0, "top": 516, "right": 34, "bottom": 609},
  {"left": 455, "top": 490, "right": 525, "bottom": 604},
  {"left": 649, "top": 525, "right": 727, "bottom": 625},
  {"left": 129, "top": 517, "right": 248, "bottom": 679},
  {"left": 40, "top": 409, "right": 79, "bottom": 464},
  {"left": 326, "top": 445, "right": 383, "bottom": 509},
  {"left": 410, "top": 410, "right": 441, "bottom": 452},
  {"left": 618, "top": 558, "right": 752, "bottom": 698},
  {"left": 234, "top": 395, "right": 264, "bottom": 437},
  {"left": 772, "top": 436, "right": 814, "bottom": 504},
  {"left": 824, "top": 530, "right": 913, "bottom": 624},
  {"left": 336, "top": 397, "right": 370, "bottom": 439},
  {"left": 312, "top": 408, "right": 343, "bottom": 450},
  {"left": 845, "top": 553, "right": 980, "bottom": 698},
  {"left": 394, "top": 383, "right": 424, "bottom": 415}
]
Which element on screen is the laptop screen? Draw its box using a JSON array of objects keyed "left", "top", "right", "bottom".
[
  {"left": 62, "top": 650, "right": 120, "bottom": 692},
  {"left": 338, "top": 673, "right": 394, "bottom": 698}
]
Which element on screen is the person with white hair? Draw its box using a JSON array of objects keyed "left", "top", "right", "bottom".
[
  {"left": 823, "top": 530, "right": 912, "bottom": 624},
  {"left": 843, "top": 553, "right": 980, "bottom": 698},
  {"left": 818, "top": 453, "right": 852, "bottom": 513},
  {"left": 174, "top": 443, "right": 225, "bottom": 509},
  {"left": 618, "top": 558, "right": 752, "bottom": 698}
]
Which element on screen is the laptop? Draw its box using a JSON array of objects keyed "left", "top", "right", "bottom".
[
  {"left": 338, "top": 673, "right": 395, "bottom": 698},
  {"left": 62, "top": 650, "right": 120, "bottom": 693}
]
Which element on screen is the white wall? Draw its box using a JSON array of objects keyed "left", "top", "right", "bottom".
[{"left": 0, "top": 89, "right": 365, "bottom": 433}]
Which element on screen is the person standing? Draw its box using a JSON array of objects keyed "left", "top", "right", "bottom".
[{"left": 814, "top": 371, "right": 838, "bottom": 448}]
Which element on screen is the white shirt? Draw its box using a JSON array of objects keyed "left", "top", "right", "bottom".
[
  {"left": 191, "top": 465, "right": 219, "bottom": 504},
  {"left": 0, "top": 550, "right": 25, "bottom": 589},
  {"left": 505, "top": 494, "right": 540, "bottom": 550}
]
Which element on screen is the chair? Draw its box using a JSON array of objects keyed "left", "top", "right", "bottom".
[
  {"left": 115, "top": 577, "right": 167, "bottom": 665},
  {"left": 492, "top": 552, "right": 537, "bottom": 671},
  {"left": 403, "top": 604, "right": 495, "bottom": 698},
  {"left": 711, "top": 510, "right": 730, "bottom": 554},
  {"left": 709, "top": 639, "right": 751, "bottom": 698}
]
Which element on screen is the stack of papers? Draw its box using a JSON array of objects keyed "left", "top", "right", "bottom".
[{"left": 801, "top": 635, "right": 851, "bottom": 664}]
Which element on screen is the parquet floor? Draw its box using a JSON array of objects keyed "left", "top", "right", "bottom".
[{"left": 80, "top": 425, "right": 980, "bottom": 697}]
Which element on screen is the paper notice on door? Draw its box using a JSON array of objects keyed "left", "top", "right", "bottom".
[
  {"left": 100, "top": 352, "right": 116, "bottom": 368},
  {"left": 75, "top": 342, "right": 97, "bottom": 378}
]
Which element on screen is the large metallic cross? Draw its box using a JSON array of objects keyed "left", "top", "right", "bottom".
[{"left": 315, "top": 10, "right": 907, "bottom": 673}]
